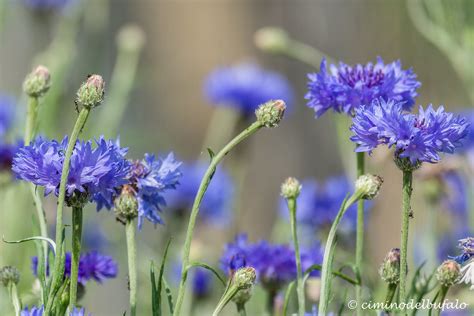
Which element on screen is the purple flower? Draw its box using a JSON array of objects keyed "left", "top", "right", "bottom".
[
  {"left": 441, "top": 171, "right": 468, "bottom": 219},
  {"left": 204, "top": 63, "right": 294, "bottom": 116},
  {"left": 305, "top": 57, "right": 420, "bottom": 117},
  {"left": 21, "top": 306, "right": 44, "bottom": 316},
  {"left": 12, "top": 136, "right": 130, "bottom": 207},
  {"left": 163, "top": 161, "right": 234, "bottom": 226},
  {"left": 450, "top": 237, "right": 474, "bottom": 265},
  {"left": 220, "top": 234, "right": 323, "bottom": 291},
  {"left": 350, "top": 99, "right": 470, "bottom": 165},
  {"left": 22, "top": 0, "right": 74, "bottom": 11},
  {"left": 32, "top": 251, "right": 118, "bottom": 285},
  {"left": 0, "top": 94, "right": 15, "bottom": 136},
  {"left": 125, "top": 153, "right": 182, "bottom": 228},
  {"left": 0, "top": 141, "right": 20, "bottom": 172}
]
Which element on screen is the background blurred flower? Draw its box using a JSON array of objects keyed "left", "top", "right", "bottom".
[
  {"left": 164, "top": 161, "right": 234, "bottom": 226},
  {"left": 204, "top": 63, "right": 294, "bottom": 116},
  {"left": 305, "top": 57, "right": 420, "bottom": 117},
  {"left": 0, "top": 94, "right": 15, "bottom": 137},
  {"left": 20, "top": 305, "right": 44, "bottom": 316},
  {"left": 22, "top": 0, "right": 75, "bottom": 11},
  {"left": 350, "top": 99, "right": 469, "bottom": 165}
]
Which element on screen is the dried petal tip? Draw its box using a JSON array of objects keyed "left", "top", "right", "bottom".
[
  {"left": 280, "top": 177, "right": 301, "bottom": 199},
  {"left": 436, "top": 260, "right": 461, "bottom": 287},
  {"left": 255, "top": 99, "right": 286, "bottom": 127},
  {"left": 379, "top": 248, "right": 400, "bottom": 284},
  {"left": 76, "top": 74, "right": 105, "bottom": 109},
  {"left": 0, "top": 266, "right": 20, "bottom": 286},
  {"left": 114, "top": 185, "right": 138, "bottom": 221},
  {"left": 254, "top": 27, "right": 289, "bottom": 54},
  {"left": 23, "top": 65, "right": 51, "bottom": 97},
  {"left": 232, "top": 267, "right": 257, "bottom": 290},
  {"left": 355, "top": 174, "right": 383, "bottom": 200}
]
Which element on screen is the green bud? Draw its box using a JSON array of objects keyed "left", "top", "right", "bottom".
[
  {"left": 232, "top": 267, "right": 256, "bottom": 290},
  {"left": 394, "top": 156, "right": 421, "bottom": 172},
  {"left": 379, "top": 248, "right": 400, "bottom": 285},
  {"left": 23, "top": 65, "right": 51, "bottom": 97},
  {"left": 254, "top": 27, "right": 289, "bottom": 54},
  {"left": 232, "top": 287, "right": 253, "bottom": 306},
  {"left": 76, "top": 74, "right": 105, "bottom": 109},
  {"left": 114, "top": 185, "right": 138, "bottom": 221},
  {"left": 0, "top": 266, "right": 20, "bottom": 287},
  {"left": 255, "top": 99, "right": 286, "bottom": 128},
  {"left": 436, "top": 260, "right": 461, "bottom": 287},
  {"left": 355, "top": 174, "right": 383, "bottom": 200},
  {"left": 280, "top": 177, "right": 301, "bottom": 199}
]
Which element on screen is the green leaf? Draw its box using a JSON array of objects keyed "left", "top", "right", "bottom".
[
  {"left": 155, "top": 238, "right": 171, "bottom": 316},
  {"left": 186, "top": 262, "right": 227, "bottom": 286},
  {"left": 207, "top": 148, "right": 215, "bottom": 161},
  {"left": 163, "top": 277, "right": 174, "bottom": 315},
  {"left": 282, "top": 280, "right": 296, "bottom": 316},
  {"left": 2, "top": 235, "right": 56, "bottom": 254},
  {"left": 150, "top": 261, "right": 158, "bottom": 316}
]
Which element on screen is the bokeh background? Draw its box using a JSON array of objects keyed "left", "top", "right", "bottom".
[{"left": 0, "top": 0, "right": 473, "bottom": 315}]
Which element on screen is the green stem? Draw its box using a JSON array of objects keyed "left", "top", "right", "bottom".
[
  {"left": 212, "top": 286, "right": 239, "bottom": 316},
  {"left": 318, "top": 192, "right": 362, "bottom": 316},
  {"left": 434, "top": 286, "right": 449, "bottom": 316},
  {"left": 126, "top": 219, "right": 138, "bottom": 316},
  {"left": 8, "top": 283, "right": 21, "bottom": 316},
  {"left": 399, "top": 169, "right": 413, "bottom": 307},
  {"left": 288, "top": 197, "right": 305, "bottom": 316},
  {"left": 48, "top": 108, "right": 90, "bottom": 305},
  {"left": 266, "top": 289, "right": 277, "bottom": 315},
  {"left": 69, "top": 206, "right": 83, "bottom": 309},
  {"left": 237, "top": 304, "right": 247, "bottom": 316},
  {"left": 24, "top": 97, "right": 39, "bottom": 145},
  {"left": 173, "top": 121, "right": 263, "bottom": 316},
  {"left": 355, "top": 151, "right": 365, "bottom": 316},
  {"left": 384, "top": 283, "right": 397, "bottom": 312}
]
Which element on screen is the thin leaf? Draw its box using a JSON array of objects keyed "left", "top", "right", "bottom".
[
  {"left": 282, "top": 280, "right": 296, "bottom": 316},
  {"left": 186, "top": 262, "right": 227, "bottom": 286},
  {"left": 163, "top": 277, "right": 174, "bottom": 315},
  {"left": 207, "top": 148, "right": 215, "bottom": 161},
  {"left": 156, "top": 239, "right": 172, "bottom": 316},
  {"left": 2, "top": 235, "right": 56, "bottom": 255},
  {"left": 150, "top": 261, "right": 158, "bottom": 316}
]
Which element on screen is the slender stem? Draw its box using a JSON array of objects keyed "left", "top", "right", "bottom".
[
  {"left": 69, "top": 206, "right": 83, "bottom": 309},
  {"left": 49, "top": 108, "right": 90, "bottom": 302},
  {"left": 237, "top": 304, "right": 247, "bottom": 316},
  {"left": 212, "top": 286, "right": 239, "bottom": 316},
  {"left": 173, "top": 121, "right": 263, "bottom": 316},
  {"left": 319, "top": 192, "right": 361, "bottom": 316},
  {"left": 266, "top": 289, "right": 277, "bottom": 315},
  {"left": 399, "top": 170, "right": 413, "bottom": 306},
  {"left": 355, "top": 151, "right": 365, "bottom": 316},
  {"left": 8, "top": 283, "right": 21, "bottom": 316},
  {"left": 24, "top": 97, "right": 39, "bottom": 145},
  {"left": 434, "top": 286, "right": 449, "bottom": 316},
  {"left": 288, "top": 197, "right": 305, "bottom": 316},
  {"left": 384, "top": 283, "right": 397, "bottom": 312},
  {"left": 126, "top": 219, "right": 138, "bottom": 316}
]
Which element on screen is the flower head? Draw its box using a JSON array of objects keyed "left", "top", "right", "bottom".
[
  {"left": 280, "top": 177, "right": 302, "bottom": 199},
  {"left": 23, "top": 65, "right": 51, "bottom": 97},
  {"left": 163, "top": 161, "right": 233, "bottom": 226},
  {"left": 379, "top": 248, "right": 401, "bottom": 285},
  {"left": 355, "top": 174, "right": 383, "bottom": 200},
  {"left": 436, "top": 260, "right": 461, "bottom": 287},
  {"left": 32, "top": 251, "right": 118, "bottom": 285},
  {"left": 123, "top": 153, "right": 182, "bottom": 228},
  {"left": 306, "top": 57, "right": 420, "bottom": 117},
  {"left": 205, "top": 63, "right": 294, "bottom": 116},
  {"left": 0, "top": 94, "right": 15, "bottom": 136},
  {"left": 450, "top": 237, "right": 474, "bottom": 265},
  {"left": 20, "top": 306, "right": 44, "bottom": 316},
  {"left": 220, "top": 234, "right": 322, "bottom": 291},
  {"left": 350, "top": 99, "right": 470, "bottom": 167},
  {"left": 13, "top": 137, "right": 130, "bottom": 207},
  {"left": 76, "top": 74, "right": 105, "bottom": 110},
  {"left": 255, "top": 99, "right": 286, "bottom": 127},
  {"left": 0, "top": 265, "right": 20, "bottom": 286}
]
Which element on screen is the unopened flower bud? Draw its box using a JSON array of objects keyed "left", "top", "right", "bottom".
[
  {"left": 76, "top": 74, "right": 105, "bottom": 109},
  {"left": 254, "top": 27, "right": 290, "bottom": 54},
  {"left": 379, "top": 248, "right": 400, "bottom": 284},
  {"left": 394, "top": 155, "right": 421, "bottom": 172},
  {"left": 23, "top": 65, "right": 51, "bottom": 97},
  {"left": 355, "top": 174, "right": 383, "bottom": 200},
  {"left": 0, "top": 266, "right": 20, "bottom": 287},
  {"left": 280, "top": 177, "right": 301, "bottom": 199},
  {"left": 117, "top": 24, "right": 146, "bottom": 52},
  {"left": 436, "top": 260, "right": 461, "bottom": 287},
  {"left": 255, "top": 99, "right": 286, "bottom": 127},
  {"left": 232, "top": 267, "right": 256, "bottom": 290},
  {"left": 114, "top": 185, "right": 138, "bottom": 221}
]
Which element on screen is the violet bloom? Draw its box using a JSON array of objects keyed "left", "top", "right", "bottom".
[
  {"left": 12, "top": 137, "right": 130, "bottom": 207},
  {"left": 306, "top": 57, "right": 420, "bottom": 117},
  {"left": 0, "top": 94, "right": 15, "bottom": 137},
  {"left": 21, "top": 306, "right": 90, "bottom": 316},
  {"left": 350, "top": 98, "right": 469, "bottom": 166},
  {"left": 164, "top": 161, "right": 234, "bottom": 226},
  {"left": 205, "top": 63, "right": 294, "bottom": 116},
  {"left": 22, "top": 0, "right": 74, "bottom": 11},
  {"left": 220, "top": 234, "right": 323, "bottom": 291},
  {"left": 450, "top": 237, "right": 474, "bottom": 265}
]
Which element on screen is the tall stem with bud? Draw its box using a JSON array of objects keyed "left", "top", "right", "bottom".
[
  {"left": 355, "top": 151, "right": 365, "bottom": 315},
  {"left": 173, "top": 100, "right": 286, "bottom": 316},
  {"left": 399, "top": 169, "right": 413, "bottom": 305}
]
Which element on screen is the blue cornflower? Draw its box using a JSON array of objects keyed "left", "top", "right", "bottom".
[
  {"left": 163, "top": 161, "right": 234, "bottom": 226},
  {"left": 32, "top": 251, "right": 118, "bottom": 284},
  {"left": 450, "top": 237, "right": 474, "bottom": 265},
  {"left": 220, "top": 234, "right": 323, "bottom": 291},
  {"left": 12, "top": 136, "right": 130, "bottom": 207},
  {"left": 305, "top": 57, "right": 420, "bottom": 117},
  {"left": 279, "top": 176, "right": 362, "bottom": 234},
  {"left": 20, "top": 306, "right": 44, "bottom": 316},
  {"left": 0, "top": 141, "right": 20, "bottom": 172},
  {"left": 122, "top": 153, "right": 182, "bottom": 228},
  {"left": 0, "top": 94, "right": 15, "bottom": 136},
  {"left": 350, "top": 99, "right": 469, "bottom": 166},
  {"left": 204, "top": 63, "right": 294, "bottom": 116},
  {"left": 70, "top": 307, "right": 90, "bottom": 316},
  {"left": 22, "top": 0, "right": 74, "bottom": 11}
]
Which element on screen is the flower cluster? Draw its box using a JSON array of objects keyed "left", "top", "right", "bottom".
[
  {"left": 21, "top": 306, "right": 89, "bottom": 316},
  {"left": 13, "top": 137, "right": 130, "bottom": 206},
  {"left": 32, "top": 251, "right": 118, "bottom": 285},
  {"left": 220, "top": 234, "right": 322, "bottom": 291},
  {"left": 279, "top": 176, "right": 364, "bottom": 233},
  {"left": 306, "top": 57, "right": 420, "bottom": 117},
  {"left": 350, "top": 99, "right": 469, "bottom": 166},
  {"left": 204, "top": 63, "right": 294, "bottom": 116},
  {"left": 164, "top": 161, "right": 234, "bottom": 226}
]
